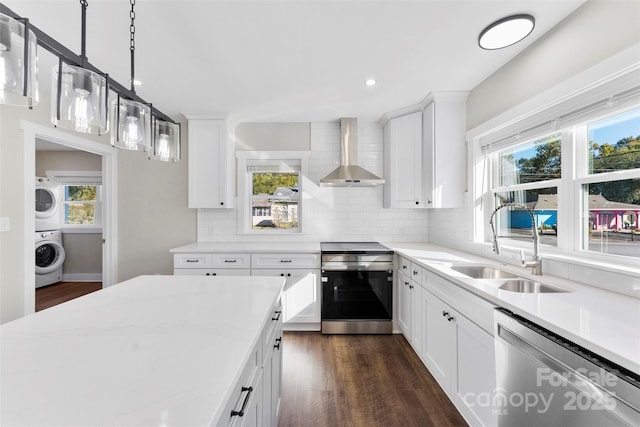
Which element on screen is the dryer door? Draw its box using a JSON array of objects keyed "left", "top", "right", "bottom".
[
  {"left": 35, "top": 186, "right": 58, "bottom": 219},
  {"left": 35, "top": 241, "right": 65, "bottom": 274}
]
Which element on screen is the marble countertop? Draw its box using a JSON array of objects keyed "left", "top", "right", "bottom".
[
  {"left": 385, "top": 242, "right": 640, "bottom": 375},
  {"left": 171, "top": 242, "right": 321, "bottom": 253},
  {"left": 0, "top": 275, "right": 285, "bottom": 426}
]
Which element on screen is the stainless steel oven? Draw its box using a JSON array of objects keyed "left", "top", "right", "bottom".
[{"left": 321, "top": 242, "right": 394, "bottom": 334}]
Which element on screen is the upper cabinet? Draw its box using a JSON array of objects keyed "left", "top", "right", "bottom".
[
  {"left": 382, "top": 91, "right": 468, "bottom": 209},
  {"left": 184, "top": 115, "right": 235, "bottom": 209},
  {"left": 383, "top": 111, "right": 423, "bottom": 208},
  {"left": 422, "top": 92, "right": 468, "bottom": 209}
]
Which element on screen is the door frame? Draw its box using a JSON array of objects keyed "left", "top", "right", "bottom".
[{"left": 22, "top": 120, "right": 118, "bottom": 316}]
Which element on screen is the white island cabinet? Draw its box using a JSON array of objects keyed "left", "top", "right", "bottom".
[{"left": 0, "top": 275, "right": 285, "bottom": 427}]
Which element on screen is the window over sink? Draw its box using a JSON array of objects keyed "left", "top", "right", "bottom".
[{"left": 482, "top": 104, "right": 640, "bottom": 263}]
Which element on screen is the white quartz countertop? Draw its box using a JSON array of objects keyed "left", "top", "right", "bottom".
[
  {"left": 0, "top": 275, "right": 284, "bottom": 427},
  {"left": 385, "top": 242, "right": 640, "bottom": 375},
  {"left": 170, "top": 242, "right": 320, "bottom": 253}
]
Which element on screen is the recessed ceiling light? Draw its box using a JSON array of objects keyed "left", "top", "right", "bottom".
[
  {"left": 478, "top": 14, "right": 535, "bottom": 50},
  {"left": 365, "top": 79, "right": 377, "bottom": 87}
]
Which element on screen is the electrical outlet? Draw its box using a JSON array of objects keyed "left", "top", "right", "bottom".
[{"left": 0, "top": 217, "right": 10, "bottom": 232}]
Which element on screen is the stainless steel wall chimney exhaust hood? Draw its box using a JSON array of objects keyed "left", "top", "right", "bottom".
[{"left": 319, "top": 118, "right": 385, "bottom": 187}]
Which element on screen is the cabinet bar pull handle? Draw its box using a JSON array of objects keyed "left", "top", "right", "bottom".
[
  {"left": 224, "top": 259, "right": 237, "bottom": 263},
  {"left": 447, "top": 315, "right": 455, "bottom": 322},
  {"left": 230, "top": 386, "right": 253, "bottom": 417},
  {"left": 280, "top": 259, "right": 292, "bottom": 263},
  {"left": 272, "top": 310, "right": 282, "bottom": 321},
  {"left": 274, "top": 337, "right": 282, "bottom": 350},
  {"left": 185, "top": 259, "right": 199, "bottom": 263},
  {"left": 442, "top": 311, "right": 449, "bottom": 317}
]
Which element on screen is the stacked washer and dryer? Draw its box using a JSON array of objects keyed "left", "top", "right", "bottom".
[{"left": 35, "top": 177, "right": 65, "bottom": 288}]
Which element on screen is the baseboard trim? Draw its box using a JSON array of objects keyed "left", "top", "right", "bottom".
[
  {"left": 283, "top": 322, "right": 321, "bottom": 332},
  {"left": 62, "top": 273, "right": 102, "bottom": 282}
]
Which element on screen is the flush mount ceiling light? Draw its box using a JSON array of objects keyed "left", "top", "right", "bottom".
[
  {"left": 111, "top": 0, "right": 151, "bottom": 151},
  {"left": 478, "top": 14, "right": 535, "bottom": 50},
  {"left": 51, "top": 0, "right": 108, "bottom": 134},
  {"left": 365, "top": 79, "right": 377, "bottom": 87},
  {"left": 0, "top": 13, "right": 38, "bottom": 107}
]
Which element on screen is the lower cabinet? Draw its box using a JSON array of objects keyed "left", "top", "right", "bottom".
[
  {"left": 421, "top": 272, "right": 497, "bottom": 427},
  {"left": 223, "top": 299, "right": 282, "bottom": 427},
  {"left": 397, "top": 257, "right": 424, "bottom": 356},
  {"left": 396, "top": 259, "right": 498, "bottom": 427},
  {"left": 252, "top": 268, "right": 320, "bottom": 324},
  {"left": 172, "top": 251, "right": 321, "bottom": 330}
]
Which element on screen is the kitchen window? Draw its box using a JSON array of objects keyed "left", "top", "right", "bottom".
[
  {"left": 485, "top": 105, "right": 640, "bottom": 262},
  {"left": 236, "top": 152, "right": 309, "bottom": 234}
]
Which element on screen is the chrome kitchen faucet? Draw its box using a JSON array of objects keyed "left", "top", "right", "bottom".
[{"left": 489, "top": 203, "right": 543, "bottom": 275}]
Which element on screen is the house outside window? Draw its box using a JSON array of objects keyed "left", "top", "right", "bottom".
[
  {"left": 485, "top": 106, "right": 640, "bottom": 261},
  {"left": 236, "top": 152, "right": 308, "bottom": 234}
]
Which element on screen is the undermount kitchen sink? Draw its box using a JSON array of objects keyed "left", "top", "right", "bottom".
[
  {"left": 498, "top": 280, "right": 567, "bottom": 293},
  {"left": 450, "top": 265, "right": 519, "bottom": 279}
]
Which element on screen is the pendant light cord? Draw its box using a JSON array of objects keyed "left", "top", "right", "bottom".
[
  {"left": 80, "top": 0, "right": 88, "bottom": 66},
  {"left": 129, "top": 0, "right": 136, "bottom": 94}
]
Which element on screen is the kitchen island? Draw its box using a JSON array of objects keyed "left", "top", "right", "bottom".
[{"left": 0, "top": 275, "right": 285, "bottom": 426}]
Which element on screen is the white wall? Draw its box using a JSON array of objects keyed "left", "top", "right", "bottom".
[
  {"left": 0, "top": 51, "right": 194, "bottom": 324},
  {"left": 428, "top": 0, "right": 640, "bottom": 297},
  {"left": 466, "top": 0, "right": 640, "bottom": 129},
  {"left": 197, "top": 121, "right": 429, "bottom": 243}
]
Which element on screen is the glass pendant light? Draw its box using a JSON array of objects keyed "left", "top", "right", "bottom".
[
  {"left": 111, "top": 95, "right": 151, "bottom": 151},
  {"left": 0, "top": 13, "right": 38, "bottom": 107},
  {"left": 110, "top": 0, "right": 151, "bottom": 151},
  {"left": 51, "top": 1, "right": 108, "bottom": 134},
  {"left": 150, "top": 118, "right": 180, "bottom": 162},
  {"left": 51, "top": 61, "right": 108, "bottom": 133}
]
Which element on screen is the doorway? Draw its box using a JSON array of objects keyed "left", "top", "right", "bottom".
[{"left": 22, "top": 121, "right": 117, "bottom": 316}]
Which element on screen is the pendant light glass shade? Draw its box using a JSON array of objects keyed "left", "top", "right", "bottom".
[
  {"left": 0, "top": 13, "right": 38, "bottom": 106},
  {"left": 51, "top": 62, "right": 108, "bottom": 134},
  {"left": 150, "top": 119, "right": 180, "bottom": 162},
  {"left": 110, "top": 96, "right": 151, "bottom": 151}
]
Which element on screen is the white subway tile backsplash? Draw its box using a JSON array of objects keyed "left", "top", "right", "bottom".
[{"left": 198, "top": 121, "right": 429, "bottom": 243}]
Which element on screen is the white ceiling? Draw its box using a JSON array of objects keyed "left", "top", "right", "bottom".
[{"left": 4, "top": 0, "right": 586, "bottom": 123}]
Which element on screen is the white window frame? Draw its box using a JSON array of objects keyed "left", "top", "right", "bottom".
[
  {"left": 470, "top": 62, "right": 640, "bottom": 271},
  {"left": 46, "top": 170, "right": 103, "bottom": 232},
  {"left": 236, "top": 151, "right": 309, "bottom": 235}
]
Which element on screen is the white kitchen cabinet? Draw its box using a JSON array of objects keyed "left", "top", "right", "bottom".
[
  {"left": 262, "top": 300, "right": 283, "bottom": 427},
  {"left": 185, "top": 115, "right": 235, "bottom": 209},
  {"left": 252, "top": 253, "right": 321, "bottom": 327},
  {"left": 396, "top": 256, "right": 424, "bottom": 355},
  {"left": 422, "top": 271, "right": 497, "bottom": 427},
  {"left": 383, "top": 111, "right": 424, "bottom": 208},
  {"left": 422, "top": 289, "right": 457, "bottom": 391},
  {"left": 173, "top": 253, "right": 251, "bottom": 276},
  {"left": 252, "top": 268, "right": 320, "bottom": 324},
  {"left": 455, "top": 313, "right": 496, "bottom": 427},
  {"left": 422, "top": 92, "right": 468, "bottom": 209}
]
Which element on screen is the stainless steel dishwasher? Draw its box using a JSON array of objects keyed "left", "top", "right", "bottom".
[{"left": 494, "top": 309, "right": 640, "bottom": 426}]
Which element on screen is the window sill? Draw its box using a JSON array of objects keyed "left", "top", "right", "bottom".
[{"left": 60, "top": 226, "right": 103, "bottom": 234}]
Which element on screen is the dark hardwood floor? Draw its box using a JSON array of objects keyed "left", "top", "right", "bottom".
[
  {"left": 279, "top": 332, "right": 467, "bottom": 427},
  {"left": 35, "top": 281, "right": 102, "bottom": 312}
]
